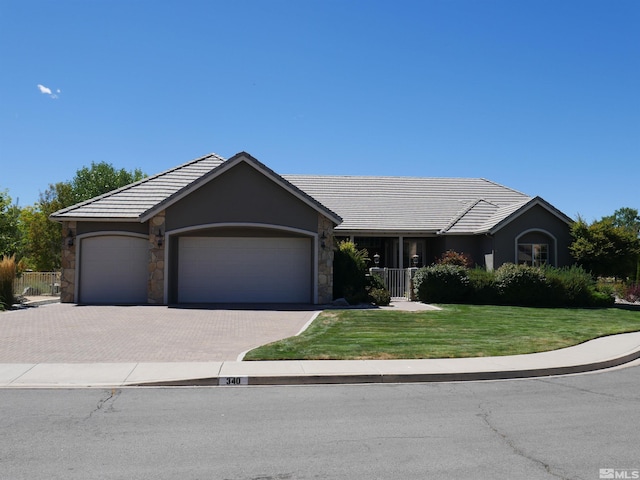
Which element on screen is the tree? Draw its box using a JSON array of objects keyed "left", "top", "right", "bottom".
[
  {"left": 0, "top": 190, "right": 21, "bottom": 258},
  {"left": 333, "top": 240, "right": 370, "bottom": 302},
  {"left": 68, "top": 161, "right": 145, "bottom": 205},
  {"left": 606, "top": 207, "right": 640, "bottom": 237},
  {"left": 570, "top": 215, "right": 640, "bottom": 280},
  {"left": 19, "top": 206, "right": 60, "bottom": 271},
  {"left": 605, "top": 207, "right": 640, "bottom": 282},
  {"left": 19, "top": 163, "right": 146, "bottom": 270}
]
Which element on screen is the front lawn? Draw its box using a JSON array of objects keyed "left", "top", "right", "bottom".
[{"left": 243, "top": 305, "right": 640, "bottom": 360}]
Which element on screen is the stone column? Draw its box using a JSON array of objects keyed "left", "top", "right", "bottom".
[
  {"left": 60, "top": 221, "right": 76, "bottom": 303},
  {"left": 317, "top": 214, "right": 335, "bottom": 304},
  {"left": 148, "top": 211, "right": 166, "bottom": 304}
]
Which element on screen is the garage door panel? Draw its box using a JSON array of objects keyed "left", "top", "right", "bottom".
[
  {"left": 80, "top": 236, "right": 148, "bottom": 304},
  {"left": 178, "top": 237, "right": 311, "bottom": 303}
]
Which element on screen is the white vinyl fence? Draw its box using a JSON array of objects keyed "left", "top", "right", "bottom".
[{"left": 14, "top": 272, "right": 61, "bottom": 296}]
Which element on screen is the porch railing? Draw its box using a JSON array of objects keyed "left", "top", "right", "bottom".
[
  {"left": 14, "top": 272, "right": 61, "bottom": 296},
  {"left": 371, "top": 268, "right": 415, "bottom": 300}
]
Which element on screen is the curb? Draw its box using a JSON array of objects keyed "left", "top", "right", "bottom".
[{"left": 131, "top": 343, "right": 640, "bottom": 387}]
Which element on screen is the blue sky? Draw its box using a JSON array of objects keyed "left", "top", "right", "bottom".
[{"left": 1, "top": 0, "right": 638, "bottom": 221}]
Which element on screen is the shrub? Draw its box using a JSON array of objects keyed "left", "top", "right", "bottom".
[
  {"left": 494, "top": 263, "right": 549, "bottom": 306},
  {"left": 413, "top": 264, "right": 470, "bottom": 303},
  {"left": 623, "top": 283, "right": 640, "bottom": 303},
  {"left": 333, "top": 240, "right": 370, "bottom": 303},
  {"left": 0, "top": 255, "right": 16, "bottom": 310},
  {"left": 368, "top": 287, "right": 391, "bottom": 306},
  {"left": 436, "top": 250, "right": 474, "bottom": 268},
  {"left": 588, "top": 290, "right": 616, "bottom": 307},
  {"left": 365, "top": 273, "right": 391, "bottom": 306},
  {"left": 467, "top": 267, "right": 499, "bottom": 305},
  {"left": 543, "top": 265, "right": 596, "bottom": 307}
]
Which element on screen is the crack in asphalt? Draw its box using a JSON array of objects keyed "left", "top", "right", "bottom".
[
  {"left": 477, "top": 402, "right": 574, "bottom": 480},
  {"left": 87, "top": 388, "right": 121, "bottom": 419},
  {"left": 533, "top": 377, "right": 640, "bottom": 402},
  {"left": 223, "top": 474, "right": 294, "bottom": 480}
]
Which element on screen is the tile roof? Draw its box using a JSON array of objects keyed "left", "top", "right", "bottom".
[
  {"left": 52, "top": 152, "right": 552, "bottom": 234},
  {"left": 282, "top": 175, "right": 532, "bottom": 233},
  {"left": 51, "top": 154, "right": 226, "bottom": 220}
]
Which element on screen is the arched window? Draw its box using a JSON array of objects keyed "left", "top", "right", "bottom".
[{"left": 515, "top": 229, "right": 557, "bottom": 267}]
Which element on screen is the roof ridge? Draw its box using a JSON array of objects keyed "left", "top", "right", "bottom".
[
  {"left": 479, "top": 177, "right": 530, "bottom": 198},
  {"left": 439, "top": 199, "right": 482, "bottom": 234},
  {"left": 143, "top": 152, "right": 226, "bottom": 181},
  {"left": 285, "top": 174, "right": 489, "bottom": 181}
]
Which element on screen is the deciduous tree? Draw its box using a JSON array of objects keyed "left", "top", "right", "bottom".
[
  {"left": 19, "top": 163, "right": 146, "bottom": 270},
  {"left": 0, "top": 190, "right": 21, "bottom": 258},
  {"left": 570, "top": 214, "right": 640, "bottom": 280}
]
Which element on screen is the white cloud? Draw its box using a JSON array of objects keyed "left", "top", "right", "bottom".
[{"left": 37, "top": 84, "right": 59, "bottom": 99}]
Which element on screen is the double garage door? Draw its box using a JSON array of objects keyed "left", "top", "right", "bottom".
[
  {"left": 178, "top": 237, "right": 312, "bottom": 303},
  {"left": 78, "top": 235, "right": 312, "bottom": 304}
]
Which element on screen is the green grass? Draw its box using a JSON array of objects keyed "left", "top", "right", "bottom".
[{"left": 244, "top": 305, "right": 640, "bottom": 360}]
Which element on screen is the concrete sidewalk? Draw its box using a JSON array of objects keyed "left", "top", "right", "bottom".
[{"left": 2, "top": 331, "right": 639, "bottom": 388}]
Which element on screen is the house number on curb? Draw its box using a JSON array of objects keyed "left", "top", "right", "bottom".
[{"left": 219, "top": 376, "right": 249, "bottom": 386}]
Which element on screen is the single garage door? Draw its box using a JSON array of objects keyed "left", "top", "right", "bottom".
[
  {"left": 79, "top": 235, "right": 148, "bottom": 304},
  {"left": 178, "top": 237, "right": 312, "bottom": 303}
]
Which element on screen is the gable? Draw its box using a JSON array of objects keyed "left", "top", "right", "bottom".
[
  {"left": 165, "top": 161, "right": 321, "bottom": 232},
  {"left": 484, "top": 197, "right": 573, "bottom": 235}
]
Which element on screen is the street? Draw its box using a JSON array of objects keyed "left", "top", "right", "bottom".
[{"left": 1, "top": 364, "right": 639, "bottom": 480}]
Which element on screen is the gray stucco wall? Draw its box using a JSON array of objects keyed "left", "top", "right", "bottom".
[
  {"left": 76, "top": 221, "right": 148, "bottom": 236},
  {"left": 439, "top": 236, "right": 486, "bottom": 266},
  {"left": 492, "top": 204, "right": 572, "bottom": 267},
  {"left": 165, "top": 162, "right": 319, "bottom": 233}
]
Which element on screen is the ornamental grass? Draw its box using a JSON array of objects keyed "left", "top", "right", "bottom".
[{"left": 0, "top": 254, "right": 16, "bottom": 309}]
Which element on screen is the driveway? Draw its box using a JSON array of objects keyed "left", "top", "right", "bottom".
[{"left": 0, "top": 304, "right": 319, "bottom": 362}]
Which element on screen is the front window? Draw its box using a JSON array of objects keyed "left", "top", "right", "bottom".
[{"left": 518, "top": 243, "right": 548, "bottom": 267}]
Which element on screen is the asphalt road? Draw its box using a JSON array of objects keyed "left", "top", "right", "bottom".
[{"left": 2, "top": 364, "right": 640, "bottom": 480}]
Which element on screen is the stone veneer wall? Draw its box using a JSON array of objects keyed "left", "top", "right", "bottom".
[
  {"left": 317, "top": 214, "right": 335, "bottom": 304},
  {"left": 147, "top": 211, "right": 165, "bottom": 304},
  {"left": 60, "top": 221, "right": 76, "bottom": 303}
]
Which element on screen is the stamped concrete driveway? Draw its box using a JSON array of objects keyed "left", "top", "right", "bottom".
[{"left": 0, "top": 304, "right": 319, "bottom": 362}]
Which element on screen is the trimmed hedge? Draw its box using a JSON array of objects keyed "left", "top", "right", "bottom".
[
  {"left": 494, "top": 263, "right": 549, "bottom": 306},
  {"left": 414, "top": 263, "right": 614, "bottom": 308},
  {"left": 467, "top": 267, "right": 499, "bottom": 305},
  {"left": 413, "top": 264, "right": 470, "bottom": 303}
]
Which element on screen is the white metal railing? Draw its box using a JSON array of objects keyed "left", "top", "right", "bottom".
[
  {"left": 14, "top": 272, "right": 61, "bottom": 296},
  {"left": 371, "top": 268, "right": 414, "bottom": 299}
]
